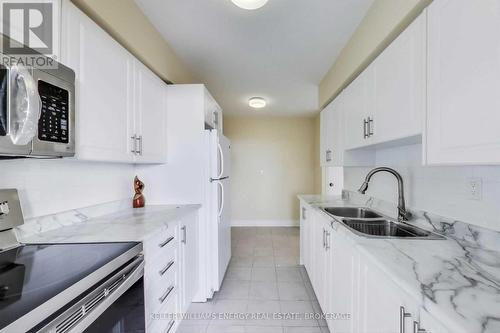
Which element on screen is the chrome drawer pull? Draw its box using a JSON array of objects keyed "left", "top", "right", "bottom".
[
  {"left": 159, "top": 285, "right": 174, "bottom": 304},
  {"left": 413, "top": 321, "right": 426, "bottom": 333},
  {"left": 159, "top": 260, "right": 175, "bottom": 276},
  {"left": 400, "top": 306, "right": 412, "bottom": 333},
  {"left": 181, "top": 226, "right": 187, "bottom": 244},
  {"left": 158, "top": 236, "right": 174, "bottom": 248},
  {"left": 166, "top": 320, "right": 175, "bottom": 333}
]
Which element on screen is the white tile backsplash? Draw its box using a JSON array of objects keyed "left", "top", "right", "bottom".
[
  {"left": 344, "top": 143, "right": 500, "bottom": 231},
  {"left": 0, "top": 158, "right": 135, "bottom": 218}
]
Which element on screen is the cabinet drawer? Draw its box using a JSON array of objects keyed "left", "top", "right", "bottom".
[
  {"left": 145, "top": 257, "right": 178, "bottom": 300},
  {"left": 146, "top": 279, "right": 178, "bottom": 320},
  {"left": 147, "top": 288, "right": 178, "bottom": 333},
  {"left": 144, "top": 226, "right": 178, "bottom": 260},
  {"left": 146, "top": 253, "right": 177, "bottom": 282}
]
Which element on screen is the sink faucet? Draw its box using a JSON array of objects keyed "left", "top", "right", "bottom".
[{"left": 357, "top": 167, "right": 411, "bottom": 222}]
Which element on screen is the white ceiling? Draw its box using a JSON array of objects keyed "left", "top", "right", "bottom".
[{"left": 136, "top": 0, "right": 373, "bottom": 116}]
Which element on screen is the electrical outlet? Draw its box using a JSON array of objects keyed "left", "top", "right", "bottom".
[{"left": 467, "top": 178, "right": 482, "bottom": 200}]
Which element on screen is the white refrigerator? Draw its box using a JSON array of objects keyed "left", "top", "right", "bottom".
[{"left": 207, "top": 130, "right": 231, "bottom": 292}]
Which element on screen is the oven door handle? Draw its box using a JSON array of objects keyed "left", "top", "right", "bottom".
[{"left": 38, "top": 256, "right": 145, "bottom": 333}]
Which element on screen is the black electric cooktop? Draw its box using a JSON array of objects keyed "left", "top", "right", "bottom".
[{"left": 0, "top": 242, "right": 138, "bottom": 331}]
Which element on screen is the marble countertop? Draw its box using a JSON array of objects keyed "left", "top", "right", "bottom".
[
  {"left": 298, "top": 193, "right": 500, "bottom": 333},
  {"left": 17, "top": 203, "right": 201, "bottom": 244}
]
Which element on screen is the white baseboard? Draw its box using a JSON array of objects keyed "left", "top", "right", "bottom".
[{"left": 231, "top": 219, "right": 299, "bottom": 227}]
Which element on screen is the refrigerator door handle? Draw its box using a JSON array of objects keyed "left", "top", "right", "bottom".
[
  {"left": 217, "top": 142, "right": 224, "bottom": 179},
  {"left": 215, "top": 181, "right": 224, "bottom": 219}
]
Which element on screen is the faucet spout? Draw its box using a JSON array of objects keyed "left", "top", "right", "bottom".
[{"left": 357, "top": 167, "right": 411, "bottom": 222}]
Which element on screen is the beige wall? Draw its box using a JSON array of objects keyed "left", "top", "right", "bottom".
[
  {"left": 319, "top": 0, "right": 432, "bottom": 108},
  {"left": 71, "top": 0, "right": 195, "bottom": 84},
  {"left": 224, "top": 116, "right": 316, "bottom": 225}
]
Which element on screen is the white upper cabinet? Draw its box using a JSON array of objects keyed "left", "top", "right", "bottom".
[
  {"left": 320, "top": 96, "right": 343, "bottom": 167},
  {"left": 204, "top": 90, "right": 223, "bottom": 132},
  {"left": 134, "top": 60, "right": 168, "bottom": 164},
  {"left": 426, "top": 0, "right": 500, "bottom": 165},
  {"left": 343, "top": 69, "right": 373, "bottom": 150},
  {"left": 340, "top": 12, "right": 426, "bottom": 152},
  {"left": 62, "top": 1, "right": 134, "bottom": 163},
  {"left": 61, "top": 2, "right": 167, "bottom": 164},
  {"left": 371, "top": 13, "right": 426, "bottom": 145}
]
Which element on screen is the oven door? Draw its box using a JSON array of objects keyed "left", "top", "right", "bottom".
[
  {"left": 84, "top": 278, "right": 145, "bottom": 333},
  {"left": 37, "top": 256, "right": 145, "bottom": 333},
  {"left": 0, "top": 62, "right": 34, "bottom": 156}
]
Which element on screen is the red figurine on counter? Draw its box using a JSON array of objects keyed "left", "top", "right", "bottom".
[{"left": 133, "top": 176, "right": 145, "bottom": 208}]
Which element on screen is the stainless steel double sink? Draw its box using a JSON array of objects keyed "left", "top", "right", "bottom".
[{"left": 322, "top": 207, "right": 444, "bottom": 240}]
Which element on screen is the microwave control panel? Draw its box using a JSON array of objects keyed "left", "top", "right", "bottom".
[{"left": 38, "top": 80, "right": 69, "bottom": 143}]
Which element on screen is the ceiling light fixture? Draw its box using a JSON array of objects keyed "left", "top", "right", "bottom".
[
  {"left": 249, "top": 97, "right": 267, "bottom": 109},
  {"left": 231, "top": 0, "right": 269, "bottom": 10}
]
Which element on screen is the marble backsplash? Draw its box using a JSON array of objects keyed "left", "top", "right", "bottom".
[{"left": 15, "top": 199, "right": 131, "bottom": 239}]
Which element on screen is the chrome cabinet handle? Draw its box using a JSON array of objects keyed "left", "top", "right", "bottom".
[
  {"left": 325, "top": 231, "right": 331, "bottom": 250},
  {"left": 158, "top": 236, "right": 174, "bottom": 248},
  {"left": 137, "top": 135, "right": 143, "bottom": 156},
  {"left": 368, "top": 117, "right": 374, "bottom": 137},
  {"left": 322, "top": 229, "right": 326, "bottom": 249},
  {"left": 159, "top": 260, "right": 175, "bottom": 276},
  {"left": 413, "top": 321, "right": 426, "bottom": 333},
  {"left": 301, "top": 207, "right": 306, "bottom": 220},
  {"left": 326, "top": 149, "right": 332, "bottom": 162},
  {"left": 400, "top": 306, "right": 412, "bottom": 333},
  {"left": 181, "top": 226, "right": 187, "bottom": 244},
  {"left": 166, "top": 320, "right": 175, "bottom": 333},
  {"left": 130, "top": 135, "right": 137, "bottom": 154},
  {"left": 159, "top": 285, "right": 174, "bottom": 303},
  {"left": 363, "top": 119, "right": 369, "bottom": 139}
]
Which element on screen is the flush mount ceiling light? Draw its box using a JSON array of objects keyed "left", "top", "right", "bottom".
[
  {"left": 231, "top": 0, "right": 269, "bottom": 10},
  {"left": 249, "top": 97, "right": 267, "bottom": 109}
]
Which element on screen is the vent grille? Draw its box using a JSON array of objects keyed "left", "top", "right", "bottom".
[{"left": 55, "top": 274, "right": 127, "bottom": 333}]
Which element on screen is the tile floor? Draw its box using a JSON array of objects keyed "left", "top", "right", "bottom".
[{"left": 177, "top": 227, "right": 330, "bottom": 333}]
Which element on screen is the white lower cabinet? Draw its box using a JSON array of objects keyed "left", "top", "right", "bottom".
[
  {"left": 357, "top": 253, "right": 419, "bottom": 333},
  {"left": 300, "top": 205, "right": 451, "bottom": 333},
  {"left": 329, "top": 224, "right": 357, "bottom": 333},
  {"left": 143, "top": 213, "right": 200, "bottom": 333},
  {"left": 180, "top": 212, "right": 199, "bottom": 313}
]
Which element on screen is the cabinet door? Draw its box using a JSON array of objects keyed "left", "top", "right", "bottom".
[
  {"left": 343, "top": 69, "right": 373, "bottom": 150},
  {"left": 320, "top": 109, "right": 329, "bottom": 166},
  {"left": 180, "top": 213, "right": 199, "bottom": 313},
  {"left": 310, "top": 211, "right": 320, "bottom": 293},
  {"left": 299, "top": 203, "right": 307, "bottom": 266},
  {"left": 372, "top": 13, "right": 425, "bottom": 144},
  {"left": 204, "top": 88, "right": 222, "bottom": 131},
  {"left": 134, "top": 60, "right": 167, "bottom": 164},
  {"left": 63, "top": 2, "right": 134, "bottom": 163},
  {"left": 316, "top": 217, "right": 331, "bottom": 310},
  {"left": 322, "top": 222, "right": 334, "bottom": 320},
  {"left": 321, "top": 96, "right": 344, "bottom": 167},
  {"left": 427, "top": 0, "right": 500, "bottom": 165},
  {"left": 358, "top": 254, "right": 418, "bottom": 333},
  {"left": 329, "top": 227, "right": 358, "bottom": 333}
]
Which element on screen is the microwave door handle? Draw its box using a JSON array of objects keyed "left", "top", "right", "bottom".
[{"left": 8, "top": 65, "right": 40, "bottom": 145}]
